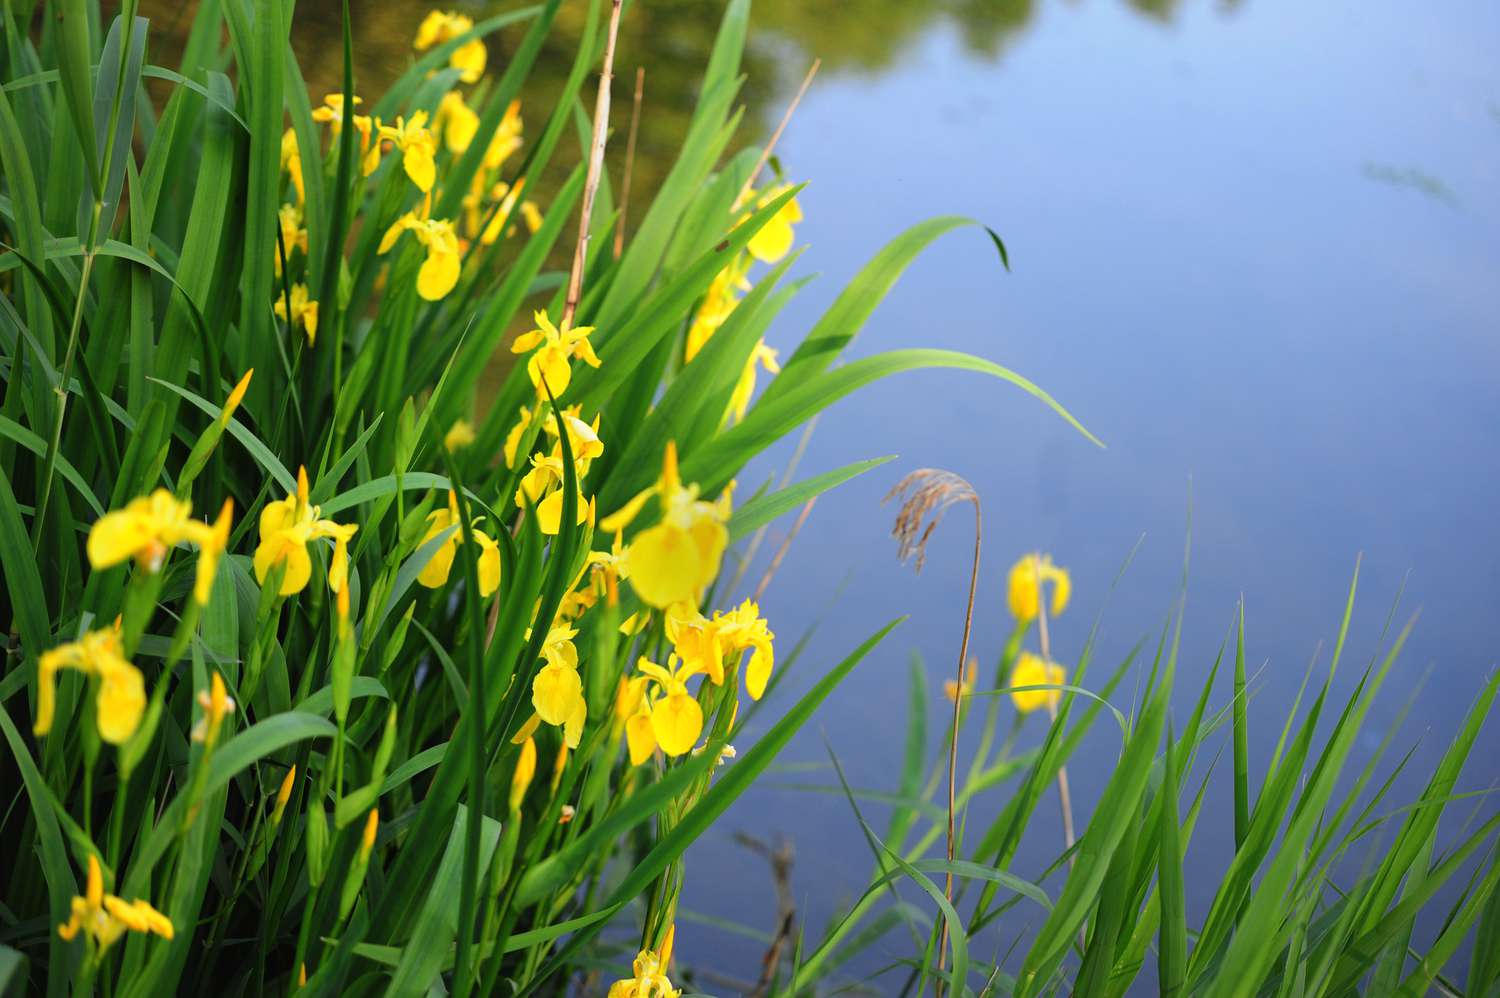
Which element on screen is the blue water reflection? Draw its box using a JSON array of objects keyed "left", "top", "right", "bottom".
[{"left": 681, "top": 0, "right": 1500, "bottom": 989}]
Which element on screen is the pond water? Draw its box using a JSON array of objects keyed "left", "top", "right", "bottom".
[
  {"left": 156, "top": 0, "right": 1500, "bottom": 989},
  {"left": 671, "top": 0, "right": 1500, "bottom": 990}
]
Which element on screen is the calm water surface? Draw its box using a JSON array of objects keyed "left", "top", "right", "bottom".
[{"left": 668, "top": 0, "right": 1500, "bottom": 991}]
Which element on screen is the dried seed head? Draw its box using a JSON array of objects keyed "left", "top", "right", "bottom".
[{"left": 884, "top": 469, "right": 980, "bottom": 572}]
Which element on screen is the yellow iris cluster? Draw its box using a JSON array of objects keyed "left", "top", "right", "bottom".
[
  {"left": 273, "top": 17, "right": 541, "bottom": 325},
  {"left": 685, "top": 184, "right": 804, "bottom": 421},
  {"left": 513, "top": 405, "right": 603, "bottom": 535},
  {"left": 58, "top": 855, "right": 172, "bottom": 953}
]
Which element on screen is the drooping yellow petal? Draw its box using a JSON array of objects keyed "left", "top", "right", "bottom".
[
  {"left": 564, "top": 694, "right": 586, "bottom": 749},
  {"left": 532, "top": 662, "right": 583, "bottom": 727},
  {"left": 745, "top": 642, "right": 773, "bottom": 701},
  {"left": 95, "top": 662, "right": 146, "bottom": 744},
  {"left": 627, "top": 523, "right": 702, "bottom": 609},
  {"left": 510, "top": 736, "right": 537, "bottom": 812},
  {"left": 476, "top": 532, "right": 502, "bottom": 597},
  {"left": 403, "top": 143, "right": 435, "bottom": 193},
  {"left": 416, "top": 248, "right": 460, "bottom": 300},
  {"left": 1010, "top": 653, "right": 1066, "bottom": 715},
  {"left": 86, "top": 509, "right": 155, "bottom": 569},
  {"left": 625, "top": 712, "right": 656, "bottom": 765},
  {"left": 650, "top": 693, "right": 703, "bottom": 757}
]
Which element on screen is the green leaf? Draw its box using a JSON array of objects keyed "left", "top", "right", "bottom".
[
  {"left": 385, "top": 806, "right": 502, "bottom": 998},
  {"left": 727, "top": 457, "right": 894, "bottom": 541}
]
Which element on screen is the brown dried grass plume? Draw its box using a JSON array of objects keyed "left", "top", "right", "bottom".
[{"left": 884, "top": 468, "right": 980, "bottom": 572}]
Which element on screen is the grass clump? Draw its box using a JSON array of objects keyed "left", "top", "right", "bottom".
[{"left": 0, "top": 0, "right": 1090, "bottom": 994}]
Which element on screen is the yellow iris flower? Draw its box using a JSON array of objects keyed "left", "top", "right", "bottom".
[
  {"left": 483, "top": 100, "right": 525, "bottom": 171},
  {"left": 667, "top": 598, "right": 776, "bottom": 700},
  {"left": 510, "top": 735, "right": 537, "bottom": 813},
  {"left": 275, "top": 203, "right": 307, "bottom": 277},
  {"left": 444, "top": 419, "right": 476, "bottom": 452},
  {"left": 685, "top": 258, "right": 750, "bottom": 362},
  {"left": 434, "top": 90, "right": 480, "bottom": 153},
  {"left": 413, "top": 10, "right": 487, "bottom": 83},
  {"left": 272, "top": 283, "right": 319, "bottom": 346},
  {"left": 280, "top": 128, "right": 304, "bottom": 204},
  {"left": 378, "top": 112, "right": 438, "bottom": 193},
  {"left": 1007, "top": 552, "right": 1071, "bottom": 621},
  {"left": 602, "top": 442, "right": 731, "bottom": 610},
  {"left": 1010, "top": 652, "right": 1067, "bottom": 714},
  {"left": 58, "top": 855, "right": 172, "bottom": 952},
  {"left": 728, "top": 338, "right": 780, "bottom": 421},
  {"left": 35, "top": 624, "right": 145, "bottom": 744},
  {"left": 253, "top": 467, "right": 358, "bottom": 596},
  {"left": 633, "top": 655, "right": 709, "bottom": 758},
  {"left": 608, "top": 926, "right": 680, "bottom": 998},
  {"left": 509, "top": 309, "right": 601, "bottom": 398},
  {"left": 531, "top": 625, "right": 586, "bottom": 748},
  {"left": 744, "top": 184, "right": 803, "bottom": 263},
  {"left": 311, "top": 93, "right": 381, "bottom": 176},
  {"left": 87, "top": 489, "right": 233, "bottom": 605},
  {"left": 378, "top": 206, "right": 462, "bottom": 301},
  {"left": 415, "top": 491, "right": 501, "bottom": 597}
]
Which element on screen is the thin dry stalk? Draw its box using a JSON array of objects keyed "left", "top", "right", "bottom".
[
  {"left": 752, "top": 497, "right": 816, "bottom": 603},
  {"left": 613, "top": 66, "right": 645, "bottom": 259},
  {"left": 561, "top": 0, "right": 625, "bottom": 329},
  {"left": 734, "top": 58, "right": 820, "bottom": 207},
  {"left": 884, "top": 469, "right": 982, "bottom": 998},
  {"left": 735, "top": 832, "right": 797, "bottom": 998}
]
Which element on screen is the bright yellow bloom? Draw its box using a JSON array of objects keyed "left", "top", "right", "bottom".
[
  {"left": 191, "top": 671, "right": 236, "bottom": 747},
  {"left": 728, "top": 338, "right": 780, "bottom": 421},
  {"left": 58, "top": 855, "right": 172, "bottom": 952},
  {"left": 530, "top": 625, "right": 585, "bottom": 746},
  {"left": 193, "top": 499, "right": 234, "bottom": 606},
  {"left": 502, "top": 404, "right": 534, "bottom": 469},
  {"left": 275, "top": 203, "right": 307, "bottom": 277},
  {"left": 280, "top": 128, "right": 304, "bottom": 204},
  {"left": 1010, "top": 652, "right": 1067, "bottom": 715},
  {"left": 510, "top": 309, "right": 601, "bottom": 398},
  {"left": 1007, "top": 552, "right": 1071, "bottom": 622},
  {"left": 378, "top": 206, "right": 461, "bottom": 301},
  {"left": 603, "top": 443, "right": 731, "bottom": 610},
  {"left": 608, "top": 924, "right": 681, "bottom": 998},
  {"left": 685, "top": 258, "right": 750, "bottom": 362},
  {"left": 88, "top": 490, "right": 232, "bottom": 606},
  {"left": 483, "top": 100, "right": 524, "bottom": 171},
  {"left": 273, "top": 283, "right": 319, "bottom": 346},
  {"left": 444, "top": 419, "right": 476, "bottom": 452},
  {"left": 253, "top": 467, "right": 358, "bottom": 596},
  {"left": 744, "top": 184, "right": 803, "bottom": 263},
  {"left": 633, "top": 656, "right": 706, "bottom": 758},
  {"left": 414, "top": 491, "right": 501, "bottom": 597},
  {"left": 35, "top": 625, "right": 144, "bottom": 744},
  {"left": 378, "top": 112, "right": 438, "bottom": 193},
  {"left": 435, "top": 90, "right": 480, "bottom": 153},
  {"left": 510, "top": 736, "right": 537, "bottom": 813},
  {"left": 414, "top": 10, "right": 487, "bottom": 83},
  {"left": 311, "top": 94, "right": 381, "bottom": 175},
  {"left": 514, "top": 446, "right": 594, "bottom": 536},
  {"left": 667, "top": 599, "right": 775, "bottom": 700}
]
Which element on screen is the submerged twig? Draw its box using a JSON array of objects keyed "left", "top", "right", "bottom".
[
  {"left": 736, "top": 831, "right": 796, "bottom": 998},
  {"left": 885, "top": 469, "right": 982, "bottom": 998},
  {"left": 561, "top": 0, "right": 625, "bottom": 329},
  {"left": 614, "top": 66, "right": 645, "bottom": 259}
]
